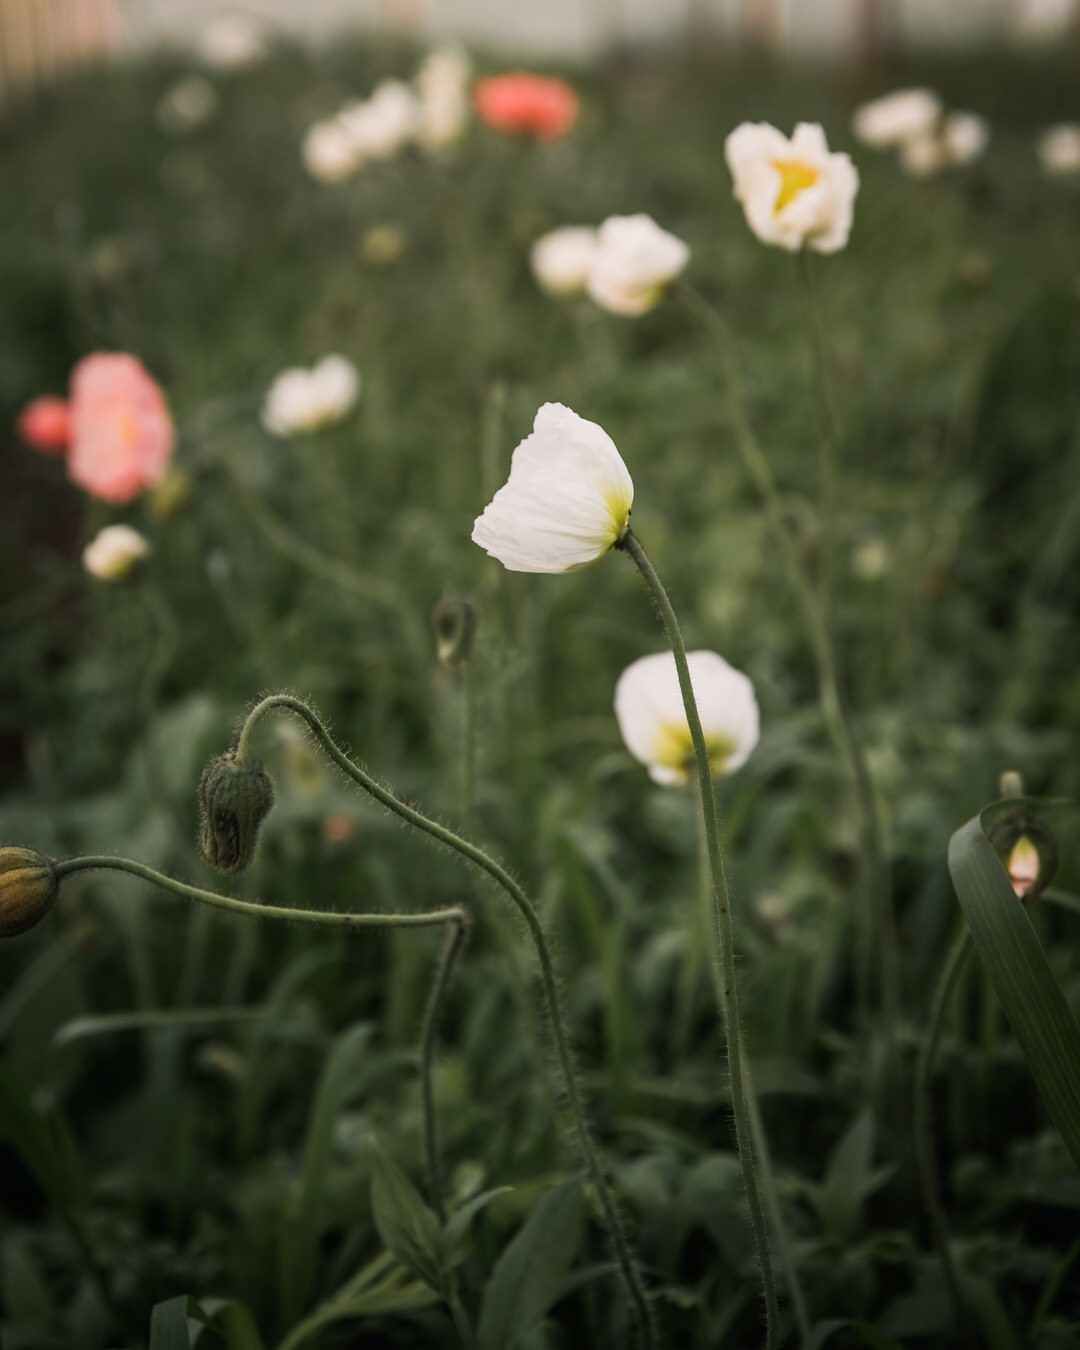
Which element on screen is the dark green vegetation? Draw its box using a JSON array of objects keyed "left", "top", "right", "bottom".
[{"left": 1, "top": 36, "right": 1079, "bottom": 1350}]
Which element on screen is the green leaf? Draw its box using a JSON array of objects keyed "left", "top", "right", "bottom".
[
  {"left": 948, "top": 810, "right": 1080, "bottom": 1166},
  {"left": 53, "top": 1007, "right": 264, "bottom": 1047},
  {"left": 442, "top": 1185, "right": 514, "bottom": 1265},
  {"left": 370, "top": 1147, "right": 445, "bottom": 1293},
  {"left": 148, "top": 1296, "right": 196, "bottom": 1350},
  {"left": 197, "top": 1299, "right": 267, "bottom": 1350},
  {"left": 804, "top": 1317, "right": 907, "bottom": 1350},
  {"left": 0, "top": 1058, "right": 85, "bottom": 1207},
  {"left": 477, "top": 1177, "right": 584, "bottom": 1350},
  {"left": 817, "top": 1111, "right": 894, "bottom": 1242}
]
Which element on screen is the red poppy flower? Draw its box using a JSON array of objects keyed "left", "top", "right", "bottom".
[
  {"left": 473, "top": 73, "right": 579, "bottom": 140},
  {"left": 17, "top": 397, "right": 71, "bottom": 455}
]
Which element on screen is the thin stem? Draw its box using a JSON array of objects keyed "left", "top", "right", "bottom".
[
  {"left": 794, "top": 250, "right": 839, "bottom": 613},
  {"left": 914, "top": 924, "right": 972, "bottom": 1343},
  {"left": 461, "top": 657, "right": 476, "bottom": 837},
  {"left": 420, "top": 917, "right": 469, "bottom": 1223},
  {"left": 617, "top": 530, "right": 778, "bottom": 1349},
  {"left": 234, "top": 694, "right": 655, "bottom": 1349}
]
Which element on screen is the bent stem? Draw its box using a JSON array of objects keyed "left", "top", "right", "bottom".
[
  {"left": 617, "top": 528, "right": 779, "bottom": 1349},
  {"left": 235, "top": 694, "right": 655, "bottom": 1349}
]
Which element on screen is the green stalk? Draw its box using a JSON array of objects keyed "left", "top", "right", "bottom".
[
  {"left": 794, "top": 250, "right": 838, "bottom": 613},
  {"left": 420, "top": 916, "right": 468, "bottom": 1223},
  {"left": 616, "top": 529, "right": 778, "bottom": 1349},
  {"left": 461, "top": 656, "right": 476, "bottom": 838}
]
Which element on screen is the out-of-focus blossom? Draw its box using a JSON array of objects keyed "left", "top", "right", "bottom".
[
  {"left": 262, "top": 355, "right": 361, "bottom": 437},
  {"left": 851, "top": 538, "right": 889, "bottom": 582},
  {"left": 17, "top": 397, "right": 71, "bottom": 455},
  {"left": 473, "top": 73, "right": 579, "bottom": 139},
  {"left": 68, "top": 354, "right": 175, "bottom": 503},
  {"left": 415, "top": 46, "right": 472, "bottom": 151},
  {"left": 361, "top": 223, "right": 407, "bottom": 265},
  {"left": 614, "top": 650, "right": 760, "bottom": 787},
  {"left": 302, "top": 118, "right": 359, "bottom": 183},
  {"left": 199, "top": 13, "right": 267, "bottom": 71},
  {"left": 585, "top": 214, "right": 689, "bottom": 316},
  {"left": 1037, "top": 123, "right": 1080, "bottom": 176},
  {"left": 900, "top": 112, "right": 989, "bottom": 177},
  {"left": 725, "top": 122, "right": 858, "bottom": 254},
  {"left": 1013, "top": 0, "right": 1077, "bottom": 42},
  {"left": 156, "top": 75, "right": 219, "bottom": 137},
  {"left": 82, "top": 524, "right": 150, "bottom": 581},
  {"left": 472, "top": 402, "right": 633, "bottom": 574},
  {"left": 339, "top": 81, "right": 420, "bottom": 163},
  {"left": 530, "top": 226, "right": 598, "bottom": 295},
  {"left": 851, "top": 88, "right": 942, "bottom": 148}
]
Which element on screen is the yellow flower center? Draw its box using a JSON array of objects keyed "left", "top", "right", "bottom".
[
  {"left": 772, "top": 158, "right": 820, "bottom": 213},
  {"left": 604, "top": 485, "right": 633, "bottom": 545},
  {"left": 651, "top": 723, "right": 737, "bottom": 782}
]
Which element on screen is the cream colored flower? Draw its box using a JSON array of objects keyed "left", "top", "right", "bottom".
[
  {"left": 585, "top": 214, "right": 689, "bottom": 316},
  {"left": 471, "top": 402, "right": 633, "bottom": 573},
  {"left": 415, "top": 46, "right": 471, "bottom": 151},
  {"left": 262, "top": 356, "right": 361, "bottom": 436},
  {"left": 851, "top": 88, "right": 942, "bottom": 148},
  {"left": 1037, "top": 123, "right": 1080, "bottom": 176},
  {"left": 725, "top": 122, "right": 858, "bottom": 254},
  {"left": 900, "top": 111, "right": 989, "bottom": 177},
  {"left": 302, "top": 119, "right": 360, "bottom": 183},
  {"left": 198, "top": 14, "right": 267, "bottom": 71},
  {"left": 615, "top": 650, "right": 760, "bottom": 786},
  {"left": 339, "top": 81, "right": 420, "bottom": 163},
  {"left": 82, "top": 524, "right": 150, "bottom": 581},
  {"left": 530, "top": 227, "right": 599, "bottom": 296}
]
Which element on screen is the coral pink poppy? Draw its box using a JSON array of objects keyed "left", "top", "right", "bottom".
[
  {"left": 473, "top": 74, "right": 579, "bottom": 140},
  {"left": 17, "top": 397, "right": 72, "bottom": 455},
  {"left": 66, "top": 354, "right": 174, "bottom": 504}
]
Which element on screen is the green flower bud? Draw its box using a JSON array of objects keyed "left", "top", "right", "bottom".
[
  {"left": 198, "top": 754, "right": 275, "bottom": 875},
  {"left": 432, "top": 599, "right": 477, "bottom": 668},
  {"left": 0, "top": 847, "right": 59, "bottom": 938}
]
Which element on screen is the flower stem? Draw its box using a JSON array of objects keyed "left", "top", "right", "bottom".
[
  {"left": 794, "top": 249, "right": 838, "bottom": 613},
  {"left": 461, "top": 656, "right": 476, "bottom": 838},
  {"left": 234, "top": 694, "right": 655, "bottom": 1348},
  {"left": 616, "top": 528, "right": 778, "bottom": 1349},
  {"left": 420, "top": 915, "right": 469, "bottom": 1223}
]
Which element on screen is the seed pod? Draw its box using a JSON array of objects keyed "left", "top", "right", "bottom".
[
  {"left": 198, "top": 754, "right": 275, "bottom": 874},
  {"left": 432, "top": 599, "right": 477, "bottom": 668},
  {"left": 0, "top": 846, "right": 59, "bottom": 938}
]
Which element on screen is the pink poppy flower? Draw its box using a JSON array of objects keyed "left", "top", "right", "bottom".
[
  {"left": 473, "top": 74, "right": 579, "bottom": 140},
  {"left": 67, "top": 354, "right": 175, "bottom": 504},
  {"left": 17, "top": 397, "right": 72, "bottom": 455}
]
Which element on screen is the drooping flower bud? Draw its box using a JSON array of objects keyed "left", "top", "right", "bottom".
[
  {"left": 432, "top": 599, "right": 478, "bottom": 668},
  {"left": 198, "top": 754, "right": 275, "bottom": 874},
  {"left": 0, "top": 847, "right": 59, "bottom": 938}
]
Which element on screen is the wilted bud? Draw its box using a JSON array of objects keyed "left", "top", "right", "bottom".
[
  {"left": 198, "top": 753, "right": 275, "bottom": 874},
  {"left": 432, "top": 599, "right": 477, "bottom": 668},
  {"left": 0, "top": 847, "right": 59, "bottom": 938},
  {"left": 988, "top": 808, "right": 1058, "bottom": 905}
]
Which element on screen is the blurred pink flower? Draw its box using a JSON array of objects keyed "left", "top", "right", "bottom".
[
  {"left": 67, "top": 354, "right": 175, "bottom": 503},
  {"left": 473, "top": 74, "right": 578, "bottom": 140},
  {"left": 17, "top": 397, "right": 71, "bottom": 455}
]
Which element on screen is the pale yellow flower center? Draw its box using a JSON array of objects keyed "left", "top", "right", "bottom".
[
  {"left": 604, "top": 484, "right": 633, "bottom": 545},
  {"left": 1007, "top": 835, "right": 1040, "bottom": 899},
  {"left": 772, "top": 158, "right": 820, "bottom": 213},
  {"left": 651, "top": 722, "right": 737, "bottom": 781}
]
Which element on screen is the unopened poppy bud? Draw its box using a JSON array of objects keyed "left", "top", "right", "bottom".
[
  {"left": 432, "top": 599, "right": 477, "bottom": 668},
  {"left": 988, "top": 809, "right": 1058, "bottom": 905},
  {"left": 0, "top": 847, "right": 59, "bottom": 938},
  {"left": 198, "top": 754, "right": 274, "bottom": 874}
]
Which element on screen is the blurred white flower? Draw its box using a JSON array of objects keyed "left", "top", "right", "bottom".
[
  {"left": 415, "top": 46, "right": 472, "bottom": 151},
  {"left": 585, "top": 214, "right": 689, "bottom": 316},
  {"left": 851, "top": 88, "right": 942, "bottom": 148},
  {"left": 262, "top": 355, "right": 361, "bottom": 436},
  {"left": 725, "top": 122, "right": 859, "bottom": 254},
  {"left": 614, "top": 650, "right": 760, "bottom": 787},
  {"left": 851, "top": 537, "right": 889, "bottom": 582},
  {"left": 530, "top": 226, "right": 598, "bottom": 296},
  {"left": 1013, "top": 0, "right": 1077, "bottom": 41},
  {"left": 471, "top": 402, "right": 633, "bottom": 573},
  {"left": 1037, "top": 123, "right": 1080, "bottom": 175},
  {"left": 900, "top": 111, "right": 989, "bottom": 177},
  {"left": 156, "top": 75, "right": 219, "bottom": 137},
  {"left": 302, "top": 118, "right": 360, "bottom": 183},
  {"left": 82, "top": 524, "right": 150, "bottom": 581},
  {"left": 198, "top": 14, "right": 267, "bottom": 71},
  {"left": 339, "top": 81, "right": 420, "bottom": 163}
]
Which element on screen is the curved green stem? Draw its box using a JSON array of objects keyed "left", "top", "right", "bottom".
[
  {"left": 234, "top": 694, "right": 655, "bottom": 1349},
  {"left": 617, "top": 529, "right": 778, "bottom": 1349},
  {"left": 420, "top": 915, "right": 469, "bottom": 1223}
]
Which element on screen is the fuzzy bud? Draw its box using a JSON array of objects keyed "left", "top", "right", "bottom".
[
  {"left": 198, "top": 754, "right": 275, "bottom": 874},
  {"left": 0, "top": 847, "right": 59, "bottom": 938},
  {"left": 432, "top": 599, "right": 477, "bottom": 668}
]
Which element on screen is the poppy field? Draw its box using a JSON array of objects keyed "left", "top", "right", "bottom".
[{"left": 1, "top": 29, "right": 1080, "bottom": 1350}]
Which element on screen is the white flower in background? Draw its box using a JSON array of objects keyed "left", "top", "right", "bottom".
[
  {"left": 156, "top": 75, "right": 219, "bottom": 137},
  {"left": 1013, "top": 0, "right": 1077, "bottom": 41},
  {"left": 262, "top": 355, "right": 361, "bottom": 436},
  {"left": 1037, "top": 123, "right": 1080, "bottom": 176},
  {"left": 530, "top": 226, "right": 599, "bottom": 296},
  {"left": 415, "top": 46, "right": 472, "bottom": 151},
  {"left": 471, "top": 402, "right": 633, "bottom": 573},
  {"left": 302, "top": 118, "right": 359, "bottom": 183},
  {"left": 900, "top": 111, "right": 990, "bottom": 177},
  {"left": 585, "top": 214, "right": 689, "bottom": 317},
  {"left": 899, "top": 134, "right": 948, "bottom": 178},
  {"left": 725, "top": 122, "right": 859, "bottom": 254},
  {"left": 82, "top": 524, "right": 150, "bottom": 581},
  {"left": 198, "top": 13, "right": 267, "bottom": 71},
  {"left": 851, "top": 88, "right": 942, "bottom": 148},
  {"left": 614, "top": 650, "right": 760, "bottom": 786},
  {"left": 339, "top": 81, "right": 420, "bottom": 163}
]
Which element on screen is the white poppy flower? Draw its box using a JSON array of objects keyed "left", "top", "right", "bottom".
[
  {"left": 82, "top": 524, "right": 150, "bottom": 581},
  {"left": 339, "top": 81, "right": 420, "bottom": 163},
  {"left": 585, "top": 214, "right": 690, "bottom": 317},
  {"left": 415, "top": 46, "right": 471, "bottom": 151},
  {"left": 851, "top": 88, "right": 942, "bottom": 148},
  {"left": 198, "top": 14, "right": 267, "bottom": 71},
  {"left": 471, "top": 402, "right": 633, "bottom": 574},
  {"left": 1038, "top": 123, "right": 1080, "bottom": 176},
  {"left": 725, "top": 122, "right": 859, "bottom": 254},
  {"left": 530, "top": 226, "right": 599, "bottom": 296},
  {"left": 302, "top": 119, "right": 360, "bottom": 183},
  {"left": 943, "top": 112, "right": 989, "bottom": 166},
  {"left": 899, "top": 133, "right": 949, "bottom": 178},
  {"left": 262, "top": 355, "right": 361, "bottom": 437},
  {"left": 615, "top": 650, "right": 760, "bottom": 786}
]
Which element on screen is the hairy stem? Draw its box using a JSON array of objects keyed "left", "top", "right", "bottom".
[{"left": 420, "top": 916, "right": 469, "bottom": 1223}]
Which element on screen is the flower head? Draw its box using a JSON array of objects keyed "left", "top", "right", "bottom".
[
  {"left": 17, "top": 396, "right": 71, "bottom": 455},
  {"left": 471, "top": 402, "right": 633, "bottom": 574},
  {"left": 473, "top": 73, "right": 579, "bottom": 139},
  {"left": 415, "top": 46, "right": 472, "bottom": 151},
  {"left": 303, "top": 118, "right": 360, "bottom": 183},
  {"left": 615, "top": 651, "right": 760, "bottom": 786},
  {"left": 851, "top": 88, "right": 943, "bottom": 148},
  {"left": 725, "top": 122, "right": 859, "bottom": 254},
  {"left": 199, "top": 13, "right": 267, "bottom": 71},
  {"left": 585, "top": 214, "right": 689, "bottom": 316},
  {"left": 0, "top": 846, "right": 59, "bottom": 939},
  {"left": 1037, "top": 123, "right": 1080, "bottom": 176},
  {"left": 530, "top": 226, "right": 598, "bottom": 296},
  {"left": 67, "top": 354, "right": 174, "bottom": 503},
  {"left": 199, "top": 753, "right": 275, "bottom": 874},
  {"left": 82, "top": 524, "right": 150, "bottom": 581},
  {"left": 339, "top": 81, "right": 420, "bottom": 163},
  {"left": 262, "top": 355, "right": 360, "bottom": 436}
]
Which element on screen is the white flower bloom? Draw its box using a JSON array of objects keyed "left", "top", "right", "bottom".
[
  {"left": 415, "top": 46, "right": 471, "bottom": 151},
  {"left": 943, "top": 112, "right": 989, "bottom": 166},
  {"left": 899, "top": 133, "right": 949, "bottom": 178},
  {"left": 262, "top": 355, "right": 361, "bottom": 436},
  {"left": 82, "top": 525, "right": 150, "bottom": 581},
  {"left": 530, "top": 226, "right": 599, "bottom": 296},
  {"left": 156, "top": 76, "right": 219, "bottom": 137},
  {"left": 585, "top": 214, "right": 690, "bottom": 317},
  {"left": 615, "top": 650, "right": 760, "bottom": 786},
  {"left": 851, "top": 88, "right": 942, "bottom": 148},
  {"left": 471, "top": 402, "right": 633, "bottom": 573},
  {"left": 302, "top": 118, "right": 360, "bottom": 183},
  {"left": 725, "top": 122, "right": 859, "bottom": 254},
  {"left": 198, "top": 14, "right": 267, "bottom": 71},
  {"left": 339, "top": 81, "right": 420, "bottom": 163},
  {"left": 1014, "top": 0, "right": 1076, "bottom": 41},
  {"left": 1037, "top": 123, "right": 1080, "bottom": 176}
]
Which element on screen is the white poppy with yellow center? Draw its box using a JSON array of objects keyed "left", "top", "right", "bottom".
[
  {"left": 471, "top": 403, "right": 633, "bottom": 573},
  {"left": 725, "top": 121, "right": 859, "bottom": 254},
  {"left": 615, "top": 650, "right": 760, "bottom": 786},
  {"left": 585, "top": 214, "right": 690, "bottom": 317},
  {"left": 82, "top": 524, "right": 150, "bottom": 581}
]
